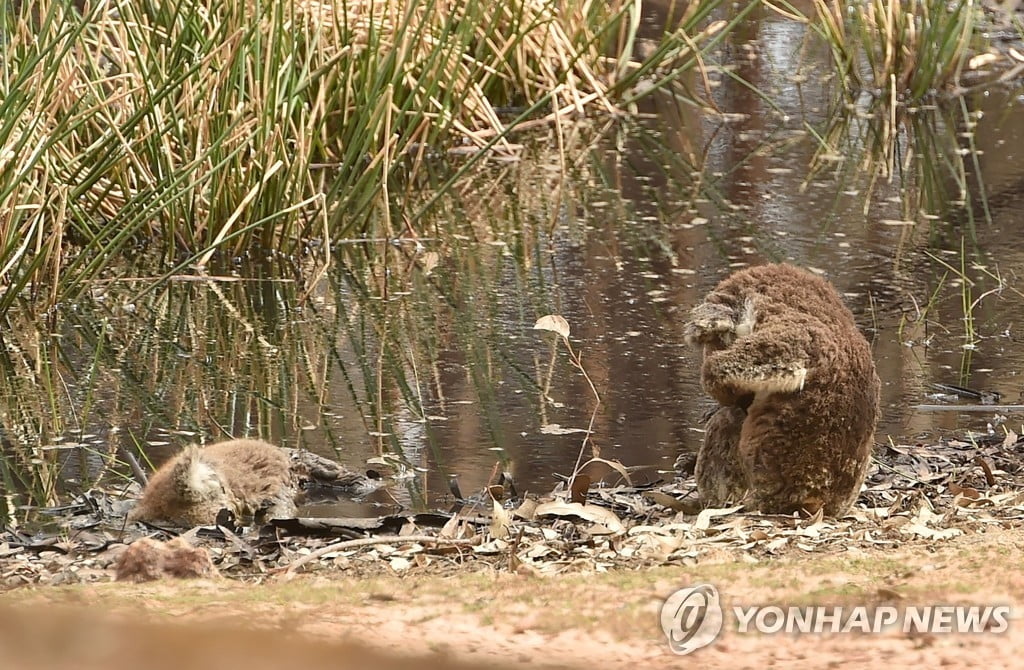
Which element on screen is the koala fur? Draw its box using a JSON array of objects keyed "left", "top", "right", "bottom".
[
  {"left": 128, "top": 439, "right": 297, "bottom": 526},
  {"left": 683, "top": 263, "right": 880, "bottom": 517}
]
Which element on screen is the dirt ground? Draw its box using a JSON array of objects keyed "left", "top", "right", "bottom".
[{"left": 3, "top": 527, "right": 1021, "bottom": 670}]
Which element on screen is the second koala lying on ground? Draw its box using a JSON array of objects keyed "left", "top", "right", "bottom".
[
  {"left": 128, "top": 439, "right": 373, "bottom": 526},
  {"left": 684, "top": 263, "right": 880, "bottom": 517}
]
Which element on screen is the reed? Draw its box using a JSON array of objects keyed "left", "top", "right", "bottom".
[
  {"left": 0, "top": 0, "right": 732, "bottom": 316},
  {"left": 0, "top": 125, "right": 630, "bottom": 520},
  {"left": 810, "top": 0, "right": 978, "bottom": 102}
]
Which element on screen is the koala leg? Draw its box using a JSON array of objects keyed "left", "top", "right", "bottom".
[
  {"left": 737, "top": 388, "right": 872, "bottom": 517},
  {"left": 737, "top": 401, "right": 832, "bottom": 516},
  {"left": 695, "top": 405, "right": 750, "bottom": 507}
]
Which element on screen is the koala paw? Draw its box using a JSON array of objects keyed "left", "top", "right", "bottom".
[{"left": 722, "top": 360, "right": 808, "bottom": 395}]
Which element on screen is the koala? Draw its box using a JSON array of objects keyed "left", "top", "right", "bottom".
[
  {"left": 683, "top": 263, "right": 880, "bottom": 517},
  {"left": 128, "top": 439, "right": 298, "bottom": 526}
]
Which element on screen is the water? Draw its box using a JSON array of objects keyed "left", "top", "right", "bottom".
[{"left": 4, "top": 7, "right": 1024, "bottom": 520}]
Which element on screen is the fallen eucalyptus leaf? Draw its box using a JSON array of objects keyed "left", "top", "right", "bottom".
[
  {"left": 902, "top": 524, "right": 963, "bottom": 541},
  {"left": 534, "top": 500, "right": 624, "bottom": 534},
  {"left": 645, "top": 491, "right": 691, "bottom": 513},
  {"left": 569, "top": 474, "right": 591, "bottom": 503},
  {"left": 533, "top": 314, "right": 570, "bottom": 338},
  {"left": 513, "top": 497, "right": 539, "bottom": 521},
  {"left": 489, "top": 491, "right": 511, "bottom": 540},
  {"left": 539, "top": 423, "right": 589, "bottom": 435},
  {"left": 389, "top": 556, "right": 412, "bottom": 572},
  {"left": 577, "top": 457, "right": 633, "bottom": 486},
  {"left": 694, "top": 505, "right": 744, "bottom": 530}
]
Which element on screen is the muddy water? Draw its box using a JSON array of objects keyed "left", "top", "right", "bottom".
[{"left": 5, "top": 8, "right": 1024, "bottom": 518}]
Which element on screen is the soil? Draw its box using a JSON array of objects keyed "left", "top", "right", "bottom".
[
  {"left": 4, "top": 428, "right": 1024, "bottom": 669},
  {"left": 3, "top": 527, "right": 1022, "bottom": 670}
]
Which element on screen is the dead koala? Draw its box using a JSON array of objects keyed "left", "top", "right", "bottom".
[
  {"left": 128, "top": 438, "right": 381, "bottom": 527},
  {"left": 127, "top": 439, "right": 298, "bottom": 527},
  {"left": 683, "top": 263, "right": 880, "bottom": 516}
]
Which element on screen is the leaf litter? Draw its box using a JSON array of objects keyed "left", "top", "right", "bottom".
[{"left": 4, "top": 427, "right": 1024, "bottom": 589}]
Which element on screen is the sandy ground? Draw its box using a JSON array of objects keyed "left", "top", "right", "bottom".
[{"left": 3, "top": 528, "right": 1022, "bottom": 670}]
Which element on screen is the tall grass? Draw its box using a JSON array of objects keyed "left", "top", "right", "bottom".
[
  {"left": 0, "top": 320, "right": 66, "bottom": 514},
  {"left": 810, "top": 0, "right": 978, "bottom": 102},
  {"left": 0, "top": 262, "right": 428, "bottom": 519},
  {"left": 0, "top": 123, "right": 657, "bottom": 521},
  {"left": 0, "top": 0, "right": 733, "bottom": 316},
  {"left": 795, "top": 0, "right": 989, "bottom": 219},
  {"left": 804, "top": 95, "right": 976, "bottom": 215}
]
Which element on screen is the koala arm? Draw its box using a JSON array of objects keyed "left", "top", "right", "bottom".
[{"left": 701, "top": 322, "right": 817, "bottom": 406}]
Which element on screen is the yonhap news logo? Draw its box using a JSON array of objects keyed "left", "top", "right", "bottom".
[
  {"left": 659, "top": 584, "right": 724, "bottom": 654},
  {"left": 660, "top": 584, "right": 1011, "bottom": 655}
]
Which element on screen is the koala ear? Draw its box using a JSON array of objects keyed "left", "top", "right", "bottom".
[
  {"left": 684, "top": 322, "right": 723, "bottom": 346},
  {"left": 170, "top": 446, "right": 200, "bottom": 483},
  {"left": 684, "top": 301, "right": 739, "bottom": 346},
  {"left": 172, "top": 446, "right": 226, "bottom": 501}
]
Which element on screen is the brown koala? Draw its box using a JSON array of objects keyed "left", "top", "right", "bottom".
[
  {"left": 683, "top": 263, "right": 880, "bottom": 516},
  {"left": 128, "top": 439, "right": 297, "bottom": 526}
]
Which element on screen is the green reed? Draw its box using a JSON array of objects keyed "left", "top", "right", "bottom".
[
  {"left": 0, "top": 0, "right": 733, "bottom": 317},
  {"left": 810, "top": 0, "right": 978, "bottom": 102}
]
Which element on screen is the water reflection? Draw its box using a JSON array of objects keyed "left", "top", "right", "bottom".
[{"left": 3, "top": 6, "right": 1024, "bottom": 523}]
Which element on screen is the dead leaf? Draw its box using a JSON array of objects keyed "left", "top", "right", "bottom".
[
  {"left": 534, "top": 500, "right": 625, "bottom": 534},
  {"left": 947, "top": 482, "right": 981, "bottom": 500},
  {"left": 389, "top": 556, "right": 412, "bottom": 572},
  {"left": 902, "top": 506, "right": 962, "bottom": 540},
  {"left": 417, "top": 251, "right": 440, "bottom": 276},
  {"left": 903, "top": 524, "right": 963, "bottom": 541},
  {"left": 539, "top": 423, "right": 589, "bottom": 435},
  {"left": 512, "top": 498, "right": 539, "bottom": 521},
  {"left": 577, "top": 457, "right": 633, "bottom": 486},
  {"left": 439, "top": 514, "right": 474, "bottom": 539},
  {"left": 974, "top": 457, "right": 996, "bottom": 486},
  {"left": 645, "top": 491, "right": 692, "bottom": 513},
  {"left": 635, "top": 533, "right": 684, "bottom": 559},
  {"left": 533, "top": 314, "right": 570, "bottom": 338},
  {"left": 472, "top": 539, "right": 508, "bottom": 554},
  {"left": 968, "top": 52, "right": 999, "bottom": 69},
  {"left": 694, "top": 505, "right": 744, "bottom": 530},
  {"left": 489, "top": 492, "right": 511, "bottom": 540},
  {"left": 569, "top": 474, "right": 591, "bottom": 503}
]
